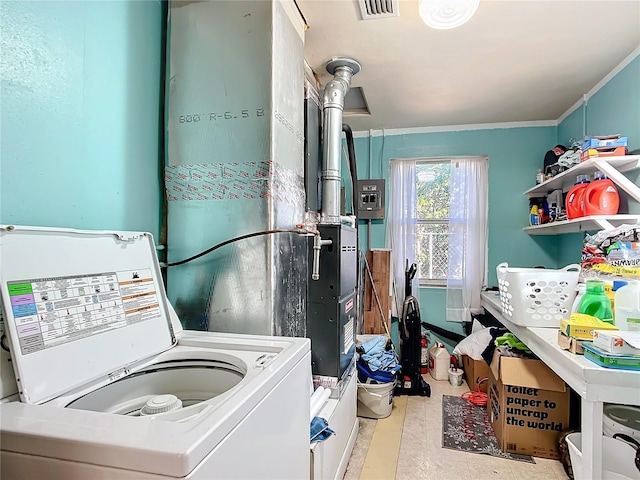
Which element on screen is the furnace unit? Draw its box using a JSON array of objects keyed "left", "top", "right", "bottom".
[{"left": 305, "top": 57, "right": 361, "bottom": 383}]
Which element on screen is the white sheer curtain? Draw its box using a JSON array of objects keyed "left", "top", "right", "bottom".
[
  {"left": 386, "top": 159, "right": 419, "bottom": 316},
  {"left": 446, "top": 157, "right": 488, "bottom": 322}
]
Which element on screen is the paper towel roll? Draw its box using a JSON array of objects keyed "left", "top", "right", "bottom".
[{"left": 310, "top": 386, "right": 331, "bottom": 421}]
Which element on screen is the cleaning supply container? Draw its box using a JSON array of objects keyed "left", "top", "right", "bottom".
[
  {"left": 429, "top": 343, "right": 449, "bottom": 381},
  {"left": 571, "top": 283, "right": 587, "bottom": 314},
  {"left": 496, "top": 262, "right": 580, "bottom": 327},
  {"left": 448, "top": 367, "right": 463, "bottom": 386},
  {"left": 615, "top": 281, "right": 640, "bottom": 330},
  {"left": 604, "top": 405, "right": 640, "bottom": 447},
  {"left": 578, "top": 280, "right": 613, "bottom": 324},
  {"left": 565, "top": 432, "right": 640, "bottom": 480},
  {"left": 606, "top": 280, "right": 627, "bottom": 316},
  {"left": 566, "top": 175, "right": 590, "bottom": 219},
  {"left": 529, "top": 204, "right": 540, "bottom": 226},
  {"left": 584, "top": 171, "right": 620, "bottom": 216}
]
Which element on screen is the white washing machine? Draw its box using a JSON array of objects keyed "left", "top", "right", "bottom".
[{"left": 0, "top": 226, "right": 311, "bottom": 479}]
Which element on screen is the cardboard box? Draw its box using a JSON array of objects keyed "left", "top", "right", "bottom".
[
  {"left": 557, "top": 330, "right": 585, "bottom": 354},
  {"left": 560, "top": 314, "right": 617, "bottom": 341},
  {"left": 580, "top": 145, "right": 627, "bottom": 162},
  {"left": 592, "top": 330, "right": 640, "bottom": 356},
  {"left": 461, "top": 355, "right": 490, "bottom": 393},
  {"left": 488, "top": 353, "right": 570, "bottom": 459},
  {"left": 581, "top": 135, "right": 628, "bottom": 150}
]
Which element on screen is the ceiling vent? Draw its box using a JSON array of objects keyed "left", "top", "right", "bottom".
[
  {"left": 358, "top": 0, "right": 400, "bottom": 20},
  {"left": 343, "top": 87, "right": 371, "bottom": 116}
]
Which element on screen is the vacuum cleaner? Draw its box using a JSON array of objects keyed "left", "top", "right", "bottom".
[{"left": 395, "top": 260, "right": 431, "bottom": 397}]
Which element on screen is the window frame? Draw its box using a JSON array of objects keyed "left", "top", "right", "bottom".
[{"left": 415, "top": 158, "right": 451, "bottom": 288}]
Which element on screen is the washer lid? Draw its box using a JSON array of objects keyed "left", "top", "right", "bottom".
[{"left": 0, "top": 226, "right": 175, "bottom": 404}]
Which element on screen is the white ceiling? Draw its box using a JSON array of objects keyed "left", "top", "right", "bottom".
[{"left": 298, "top": 0, "right": 640, "bottom": 132}]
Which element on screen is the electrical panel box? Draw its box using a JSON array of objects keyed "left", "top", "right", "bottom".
[{"left": 357, "top": 179, "right": 385, "bottom": 219}]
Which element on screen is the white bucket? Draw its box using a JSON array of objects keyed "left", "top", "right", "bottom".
[
  {"left": 565, "top": 433, "right": 640, "bottom": 480},
  {"left": 357, "top": 380, "right": 394, "bottom": 419},
  {"left": 448, "top": 368, "right": 463, "bottom": 386}
]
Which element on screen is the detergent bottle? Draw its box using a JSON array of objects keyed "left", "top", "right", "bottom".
[
  {"left": 566, "top": 174, "right": 590, "bottom": 219},
  {"left": 614, "top": 281, "right": 640, "bottom": 330},
  {"left": 583, "top": 171, "right": 620, "bottom": 216},
  {"left": 529, "top": 204, "right": 540, "bottom": 226},
  {"left": 577, "top": 279, "right": 613, "bottom": 324}
]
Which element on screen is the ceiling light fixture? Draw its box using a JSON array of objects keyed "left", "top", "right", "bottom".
[{"left": 418, "top": 0, "right": 480, "bottom": 29}]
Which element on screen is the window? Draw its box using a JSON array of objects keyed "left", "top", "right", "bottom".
[
  {"left": 416, "top": 161, "right": 450, "bottom": 286},
  {"left": 387, "top": 155, "right": 488, "bottom": 322}
]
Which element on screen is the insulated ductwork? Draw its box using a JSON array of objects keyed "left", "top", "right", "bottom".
[{"left": 321, "top": 57, "right": 361, "bottom": 225}]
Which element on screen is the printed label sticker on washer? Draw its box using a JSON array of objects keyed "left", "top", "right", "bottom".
[{"left": 7, "top": 269, "right": 160, "bottom": 355}]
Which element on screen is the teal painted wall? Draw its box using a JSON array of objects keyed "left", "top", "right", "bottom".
[
  {"left": 0, "top": 1, "right": 164, "bottom": 236},
  {"left": 556, "top": 107, "right": 587, "bottom": 267},
  {"left": 557, "top": 105, "right": 585, "bottom": 148},
  {"left": 556, "top": 55, "right": 640, "bottom": 265},
  {"left": 588, "top": 57, "right": 640, "bottom": 153},
  {"left": 353, "top": 126, "right": 558, "bottom": 335},
  {"left": 558, "top": 57, "right": 640, "bottom": 152}
]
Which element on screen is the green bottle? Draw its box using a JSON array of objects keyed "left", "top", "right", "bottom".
[{"left": 577, "top": 280, "right": 613, "bottom": 324}]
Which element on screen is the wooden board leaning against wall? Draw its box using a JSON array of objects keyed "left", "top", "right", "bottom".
[{"left": 363, "top": 249, "right": 392, "bottom": 335}]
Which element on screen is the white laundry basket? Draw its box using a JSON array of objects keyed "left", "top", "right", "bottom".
[
  {"left": 496, "top": 262, "right": 580, "bottom": 327},
  {"left": 565, "top": 433, "right": 640, "bottom": 480}
]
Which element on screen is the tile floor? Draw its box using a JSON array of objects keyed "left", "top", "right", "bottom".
[{"left": 344, "top": 378, "right": 569, "bottom": 480}]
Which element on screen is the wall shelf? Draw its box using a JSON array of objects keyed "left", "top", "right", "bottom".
[
  {"left": 523, "top": 215, "right": 640, "bottom": 235},
  {"left": 524, "top": 155, "right": 640, "bottom": 197},
  {"left": 523, "top": 155, "right": 640, "bottom": 235}
]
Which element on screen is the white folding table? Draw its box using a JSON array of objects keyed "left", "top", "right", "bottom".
[{"left": 481, "top": 291, "right": 640, "bottom": 479}]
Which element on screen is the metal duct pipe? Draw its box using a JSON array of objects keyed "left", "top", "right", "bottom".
[{"left": 320, "top": 57, "right": 360, "bottom": 225}]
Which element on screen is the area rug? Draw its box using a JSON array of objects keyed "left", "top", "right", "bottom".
[{"left": 441, "top": 394, "right": 535, "bottom": 463}]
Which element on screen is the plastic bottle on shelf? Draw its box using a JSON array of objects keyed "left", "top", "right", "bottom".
[
  {"left": 566, "top": 174, "right": 590, "bottom": 219},
  {"left": 577, "top": 280, "right": 613, "bottom": 324},
  {"left": 614, "top": 281, "right": 640, "bottom": 330},
  {"left": 529, "top": 205, "right": 540, "bottom": 226},
  {"left": 583, "top": 171, "right": 620, "bottom": 216},
  {"left": 605, "top": 280, "right": 628, "bottom": 319},
  {"left": 536, "top": 169, "right": 545, "bottom": 184},
  {"left": 605, "top": 281, "right": 614, "bottom": 312},
  {"left": 549, "top": 203, "right": 558, "bottom": 222},
  {"left": 571, "top": 283, "right": 587, "bottom": 314}
]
